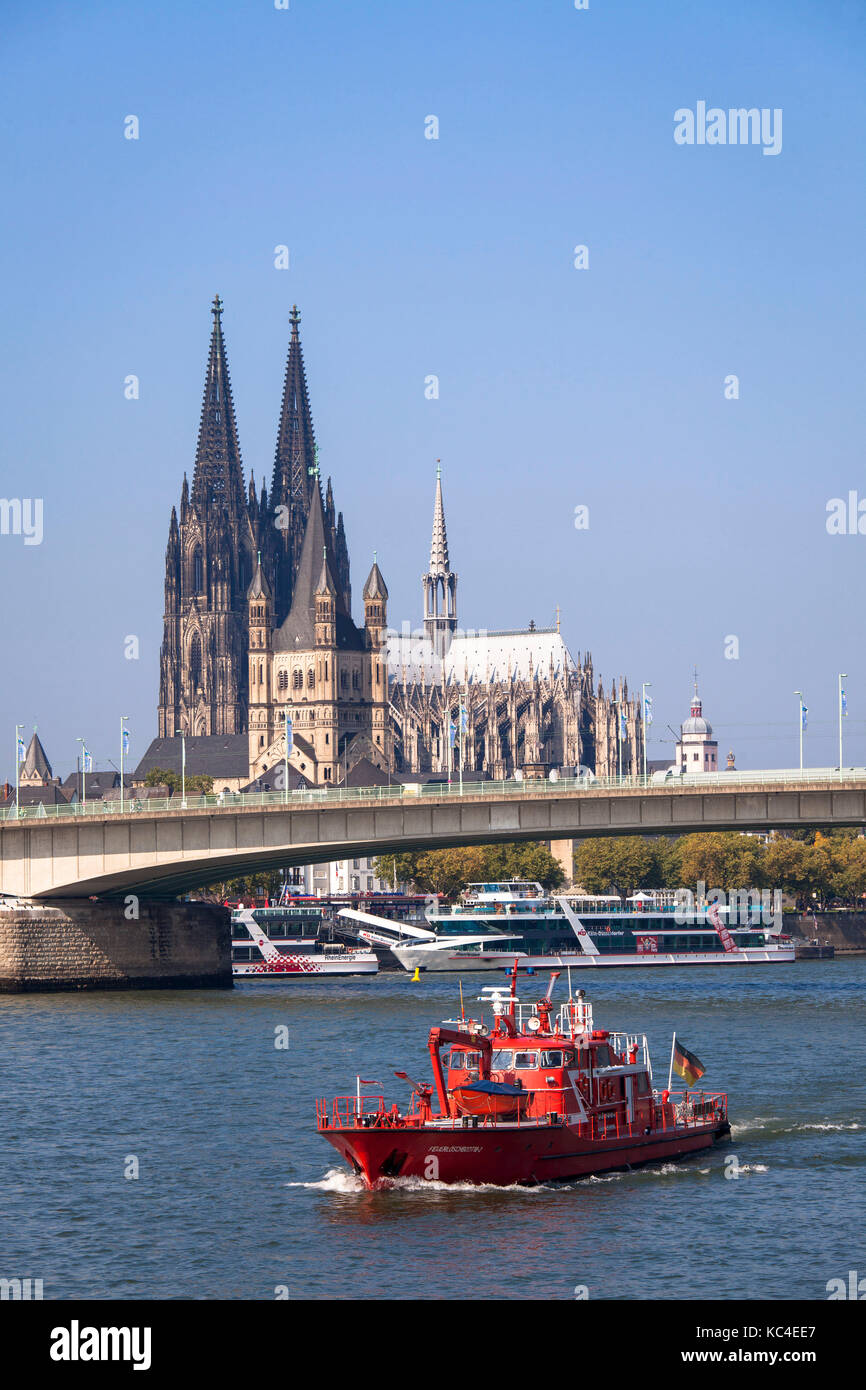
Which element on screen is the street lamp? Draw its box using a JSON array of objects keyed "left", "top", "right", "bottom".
[{"left": 181, "top": 730, "right": 187, "bottom": 808}]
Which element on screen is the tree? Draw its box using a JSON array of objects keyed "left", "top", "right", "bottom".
[
  {"left": 675, "top": 832, "right": 764, "bottom": 893},
  {"left": 143, "top": 767, "right": 213, "bottom": 796},
  {"left": 573, "top": 837, "right": 659, "bottom": 897}
]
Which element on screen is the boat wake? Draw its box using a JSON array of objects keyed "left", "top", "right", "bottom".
[{"left": 731, "top": 1114, "right": 860, "bottom": 1138}]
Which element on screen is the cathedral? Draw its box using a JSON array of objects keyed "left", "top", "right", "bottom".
[{"left": 155, "top": 298, "right": 642, "bottom": 788}]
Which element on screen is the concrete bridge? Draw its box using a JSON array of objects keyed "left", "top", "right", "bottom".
[{"left": 2, "top": 768, "right": 865, "bottom": 900}]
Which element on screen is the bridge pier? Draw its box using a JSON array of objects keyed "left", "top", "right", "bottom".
[{"left": 0, "top": 899, "right": 232, "bottom": 993}]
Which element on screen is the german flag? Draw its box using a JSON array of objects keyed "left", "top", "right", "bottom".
[{"left": 672, "top": 1038, "right": 705, "bottom": 1086}]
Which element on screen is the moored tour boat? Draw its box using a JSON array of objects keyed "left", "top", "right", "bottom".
[{"left": 316, "top": 970, "right": 730, "bottom": 1187}]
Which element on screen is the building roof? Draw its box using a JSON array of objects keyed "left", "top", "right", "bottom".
[
  {"left": 18, "top": 731, "right": 53, "bottom": 782},
  {"left": 362, "top": 560, "right": 388, "bottom": 602},
  {"left": 387, "top": 626, "right": 575, "bottom": 684},
  {"left": 429, "top": 467, "right": 452, "bottom": 577},
  {"left": 0, "top": 784, "right": 70, "bottom": 808},
  {"left": 241, "top": 764, "right": 314, "bottom": 794},
  {"left": 247, "top": 553, "right": 272, "bottom": 600},
  {"left": 132, "top": 736, "right": 251, "bottom": 780},
  {"left": 60, "top": 770, "right": 121, "bottom": 798},
  {"left": 337, "top": 756, "right": 391, "bottom": 788},
  {"left": 273, "top": 485, "right": 365, "bottom": 653}
]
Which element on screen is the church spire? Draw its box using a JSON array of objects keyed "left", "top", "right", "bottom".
[
  {"left": 429, "top": 459, "right": 450, "bottom": 574},
  {"left": 271, "top": 304, "right": 316, "bottom": 513},
  {"left": 422, "top": 463, "right": 458, "bottom": 658},
  {"left": 191, "top": 295, "right": 246, "bottom": 514}
]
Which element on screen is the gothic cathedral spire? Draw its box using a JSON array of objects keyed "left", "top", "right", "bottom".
[
  {"left": 423, "top": 464, "right": 458, "bottom": 657},
  {"left": 158, "top": 296, "right": 255, "bottom": 739}
]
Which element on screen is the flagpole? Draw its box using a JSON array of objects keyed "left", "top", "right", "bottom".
[
  {"left": 641, "top": 682, "right": 651, "bottom": 787},
  {"left": 459, "top": 698, "right": 464, "bottom": 796},
  {"left": 181, "top": 730, "right": 187, "bottom": 808},
  {"left": 77, "top": 738, "right": 86, "bottom": 809},
  {"left": 283, "top": 708, "right": 290, "bottom": 805},
  {"left": 667, "top": 1032, "right": 676, "bottom": 1092},
  {"left": 838, "top": 674, "right": 847, "bottom": 781},
  {"left": 120, "top": 717, "right": 129, "bottom": 811},
  {"left": 15, "top": 724, "right": 23, "bottom": 819},
  {"left": 794, "top": 691, "right": 804, "bottom": 773}
]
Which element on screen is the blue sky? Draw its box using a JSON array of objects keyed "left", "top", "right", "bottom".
[{"left": 1, "top": 0, "right": 865, "bottom": 778}]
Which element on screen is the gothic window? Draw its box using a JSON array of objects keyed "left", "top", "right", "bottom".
[
  {"left": 352, "top": 669, "right": 359, "bottom": 690},
  {"left": 239, "top": 550, "right": 250, "bottom": 593},
  {"left": 189, "top": 633, "right": 202, "bottom": 689},
  {"left": 278, "top": 670, "right": 288, "bottom": 691},
  {"left": 340, "top": 670, "right": 348, "bottom": 690},
  {"left": 193, "top": 549, "right": 204, "bottom": 593}
]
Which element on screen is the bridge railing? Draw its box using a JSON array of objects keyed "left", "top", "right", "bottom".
[{"left": 1, "top": 766, "right": 865, "bottom": 822}]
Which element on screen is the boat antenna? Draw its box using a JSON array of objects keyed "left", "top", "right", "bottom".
[
  {"left": 459, "top": 978, "right": 465, "bottom": 1021},
  {"left": 508, "top": 960, "right": 518, "bottom": 1019},
  {"left": 567, "top": 964, "right": 573, "bottom": 1002}
]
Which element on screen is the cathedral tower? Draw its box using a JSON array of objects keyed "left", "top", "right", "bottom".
[
  {"left": 422, "top": 465, "right": 458, "bottom": 658},
  {"left": 158, "top": 296, "right": 255, "bottom": 737}
]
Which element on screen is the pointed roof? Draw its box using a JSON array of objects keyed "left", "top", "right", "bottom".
[
  {"left": 274, "top": 486, "right": 363, "bottom": 652},
  {"left": 191, "top": 296, "right": 246, "bottom": 514},
  {"left": 363, "top": 558, "right": 388, "bottom": 601},
  {"left": 247, "top": 552, "right": 272, "bottom": 601},
  {"left": 19, "top": 731, "right": 52, "bottom": 783},
  {"left": 428, "top": 463, "right": 452, "bottom": 576},
  {"left": 271, "top": 304, "right": 316, "bottom": 512},
  {"left": 316, "top": 545, "right": 338, "bottom": 597}
]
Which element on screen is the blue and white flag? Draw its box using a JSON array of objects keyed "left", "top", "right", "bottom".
[
  {"left": 16, "top": 736, "right": 25, "bottom": 763},
  {"left": 801, "top": 703, "right": 808, "bottom": 732},
  {"left": 121, "top": 728, "right": 130, "bottom": 756},
  {"left": 620, "top": 709, "right": 628, "bottom": 739},
  {"left": 83, "top": 747, "right": 93, "bottom": 773},
  {"left": 285, "top": 715, "right": 293, "bottom": 755},
  {"left": 841, "top": 686, "right": 848, "bottom": 717},
  {"left": 644, "top": 695, "right": 654, "bottom": 726},
  {"left": 460, "top": 704, "right": 468, "bottom": 733},
  {"left": 448, "top": 720, "right": 457, "bottom": 749}
]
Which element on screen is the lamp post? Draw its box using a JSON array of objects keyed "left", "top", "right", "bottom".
[
  {"left": 641, "top": 682, "right": 652, "bottom": 787},
  {"left": 181, "top": 730, "right": 187, "bottom": 808},
  {"left": 15, "top": 724, "right": 24, "bottom": 819},
  {"left": 838, "top": 674, "right": 847, "bottom": 780},
  {"left": 794, "top": 692, "right": 805, "bottom": 774},
  {"left": 120, "top": 716, "right": 129, "bottom": 812}
]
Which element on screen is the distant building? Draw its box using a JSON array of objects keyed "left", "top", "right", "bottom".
[{"left": 675, "top": 683, "right": 719, "bottom": 773}]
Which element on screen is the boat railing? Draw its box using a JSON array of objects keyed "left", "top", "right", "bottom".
[{"left": 317, "top": 1088, "right": 728, "bottom": 1134}]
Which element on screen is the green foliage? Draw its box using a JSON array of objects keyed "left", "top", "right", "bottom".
[
  {"left": 373, "top": 841, "right": 565, "bottom": 900},
  {"left": 574, "top": 830, "right": 866, "bottom": 909},
  {"left": 143, "top": 767, "right": 213, "bottom": 795}
]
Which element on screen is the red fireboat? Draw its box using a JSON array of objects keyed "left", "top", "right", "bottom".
[{"left": 316, "top": 970, "right": 730, "bottom": 1187}]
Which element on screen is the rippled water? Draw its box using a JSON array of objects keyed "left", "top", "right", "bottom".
[{"left": 0, "top": 959, "right": 863, "bottom": 1300}]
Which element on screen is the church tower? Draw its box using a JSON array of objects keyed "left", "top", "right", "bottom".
[
  {"left": 247, "top": 553, "right": 274, "bottom": 771},
  {"left": 158, "top": 296, "right": 255, "bottom": 737},
  {"left": 422, "top": 465, "right": 458, "bottom": 658}
]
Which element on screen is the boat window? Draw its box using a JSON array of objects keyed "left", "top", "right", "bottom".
[
  {"left": 449, "top": 1050, "right": 479, "bottom": 1070},
  {"left": 635, "top": 1072, "right": 650, "bottom": 1095},
  {"left": 539, "top": 1050, "right": 567, "bottom": 1067},
  {"left": 491, "top": 1050, "right": 513, "bottom": 1069},
  {"left": 594, "top": 1044, "right": 615, "bottom": 1067},
  {"left": 513, "top": 1051, "right": 540, "bottom": 1069}
]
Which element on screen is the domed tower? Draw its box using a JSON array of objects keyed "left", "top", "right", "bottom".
[{"left": 675, "top": 676, "right": 719, "bottom": 773}]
